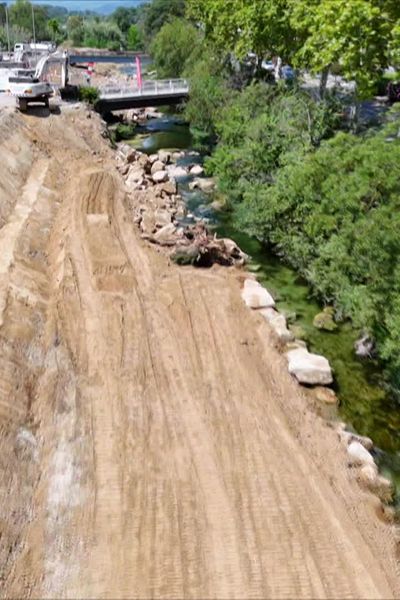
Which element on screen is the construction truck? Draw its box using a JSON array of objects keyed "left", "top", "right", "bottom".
[{"left": 8, "top": 75, "right": 53, "bottom": 111}]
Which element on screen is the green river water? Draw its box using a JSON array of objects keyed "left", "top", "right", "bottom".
[{"left": 128, "top": 115, "right": 400, "bottom": 498}]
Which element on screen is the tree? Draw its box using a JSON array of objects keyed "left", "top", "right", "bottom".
[
  {"left": 110, "top": 7, "right": 137, "bottom": 34},
  {"left": 47, "top": 18, "right": 60, "bottom": 42},
  {"left": 140, "top": 0, "right": 186, "bottom": 46},
  {"left": 0, "top": 3, "right": 6, "bottom": 27},
  {"left": 67, "top": 15, "right": 84, "bottom": 46},
  {"left": 126, "top": 24, "right": 142, "bottom": 50},
  {"left": 83, "top": 20, "right": 124, "bottom": 50},
  {"left": 184, "top": 45, "right": 229, "bottom": 136},
  {"left": 9, "top": 0, "right": 48, "bottom": 40},
  {"left": 289, "top": 0, "right": 397, "bottom": 100},
  {"left": 151, "top": 18, "right": 200, "bottom": 77},
  {"left": 187, "top": 0, "right": 297, "bottom": 73}
]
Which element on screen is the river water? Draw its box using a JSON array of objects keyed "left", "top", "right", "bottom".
[{"left": 128, "top": 113, "right": 400, "bottom": 499}]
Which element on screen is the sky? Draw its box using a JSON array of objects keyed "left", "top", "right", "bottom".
[{"left": 7, "top": 0, "right": 145, "bottom": 11}]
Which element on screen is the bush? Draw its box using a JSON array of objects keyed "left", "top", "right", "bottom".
[
  {"left": 114, "top": 123, "right": 137, "bottom": 141},
  {"left": 78, "top": 86, "right": 100, "bottom": 105}
]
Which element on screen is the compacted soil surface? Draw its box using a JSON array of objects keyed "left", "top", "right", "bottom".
[{"left": 0, "top": 104, "right": 399, "bottom": 599}]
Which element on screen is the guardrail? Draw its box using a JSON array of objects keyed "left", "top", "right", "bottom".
[{"left": 99, "top": 79, "right": 189, "bottom": 99}]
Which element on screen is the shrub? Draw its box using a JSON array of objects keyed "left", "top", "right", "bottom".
[{"left": 78, "top": 86, "right": 100, "bottom": 105}]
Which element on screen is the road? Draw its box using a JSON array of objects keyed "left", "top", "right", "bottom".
[{"left": 0, "top": 105, "right": 399, "bottom": 599}]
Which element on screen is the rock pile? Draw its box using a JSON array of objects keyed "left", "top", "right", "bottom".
[{"left": 117, "top": 143, "right": 246, "bottom": 267}]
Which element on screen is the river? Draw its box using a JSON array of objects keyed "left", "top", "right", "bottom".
[{"left": 127, "top": 112, "right": 400, "bottom": 501}]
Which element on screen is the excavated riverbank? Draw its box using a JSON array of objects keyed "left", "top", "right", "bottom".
[{"left": 0, "top": 104, "right": 399, "bottom": 599}]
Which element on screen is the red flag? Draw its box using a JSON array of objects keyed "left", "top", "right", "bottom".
[{"left": 135, "top": 56, "right": 142, "bottom": 89}]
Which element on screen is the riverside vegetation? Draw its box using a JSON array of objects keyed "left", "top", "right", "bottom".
[{"left": 138, "top": 0, "right": 400, "bottom": 396}]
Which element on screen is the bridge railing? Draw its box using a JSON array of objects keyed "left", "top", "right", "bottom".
[{"left": 100, "top": 78, "right": 189, "bottom": 99}]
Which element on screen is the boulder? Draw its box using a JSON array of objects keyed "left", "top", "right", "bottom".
[
  {"left": 126, "top": 166, "right": 146, "bottom": 187},
  {"left": 355, "top": 334, "right": 374, "bottom": 358},
  {"left": 151, "top": 160, "right": 165, "bottom": 175},
  {"left": 172, "top": 244, "right": 201, "bottom": 265},
  {"left": 312, "top": 386, "right": 338, "bottom": 406},
  {"left": 189, "top": 177, "right": 215, "bottom": 192},
  {"left": 168, "top": 165, "right": 188, "bottom": 179},
  {"left": 284, "top": 340, "right": 308, "bottom": 351},
  {"left": 118, "top": 164, "right": 130, "bottom": 176},
  {"left": 136, "top": 153, "right": 151, "bottom": 173},
  {"left": 220, "top": 238, "right": 248, "bottom": 263},
  {"left": 149, "top": 153, "right": 159, "bottom": 164},
  {"left": 172, "top": 151, "right": 185, "bottom": 161},
  {"left": 339, "top": 430, "right": 373, "bottom": 450},
  {"left": 347, "top": 441, "right": 375, "bottom": 467},
  {"left": 125, "top": 149, "right": 138, "bottom": 164},
  {"left": 241, "top": 279, "right": 275, "bottom": 309},
  {"left": 158, "top": 180, "right": 177, "bottom": 196},
  {"left": 259, "top": 308, "right": 294, "bottom": 343},
  {"left": 140, "top": 211, "right": 156, "bottom": 236},
  {"left": 152, "top": 170, "right": 168, "bottom": 184},
  {"left": 357, "top": 465, "right": 394, "bottom": 502},
  {"left": 154, "top": 208, "right": 172, "bottom": 228},
  {"left": 158, "top": 150, "right": 171, "bottom": 164},
  {"left": 153, "top": 223, "right": 179, "bottom": 246},
  {"left": 286, "top": 348, "right": 333, "bottom": 385},
  {"left": 190, "top": 164, "right": 204, "bottom": 176}
]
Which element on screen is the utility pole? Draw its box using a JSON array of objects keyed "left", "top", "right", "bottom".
[
  {"left": 5, "top": 5, "right": 10, "bottom": 55},
  {"left": 31, "top": 3, "right": 37, "bottom": 64}
]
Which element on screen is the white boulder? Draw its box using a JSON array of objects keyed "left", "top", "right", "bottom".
[
  {"left": 148, "top": 153, "right": 159, "bottom": 164},
  {"left": 241, "top": 279, "right": 275, "bottom": 309},
  {"left": 151, "top": 160, "right": 165, "bottom": 175},
  {"left": 158, "top": 150, "right": 171, "bottom": 164},
  {"left": 152, "top": 170, "right": 168, "bottom": 184},
  {"left": 189, "top": 177, "right": 215, "bottom": 192},
  {"left": 153, "top": 223, "right": 178, "bottom": 246},
  {"left": 286, "top": 347, "right": 333, "bottom": 385},
  {"left": 259, "top": 308, "right": 294, "bottom": 342},
  {"left": 347, "top": 441, "right": 375, "bottom": 467},
  {"left": 190, "top": 164, "right": 204, "bottom": 176},
  {"left": 126, "top": 166, "right": 145, "bottom": 186},
  {"left": 168, "top": 165, "right": 188, "bottom": 179}
]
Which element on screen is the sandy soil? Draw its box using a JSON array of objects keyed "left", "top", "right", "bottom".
[{"left": 0, "top": 104, "right": 399, "bottom": 599}]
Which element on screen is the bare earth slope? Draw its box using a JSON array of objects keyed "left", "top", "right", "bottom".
[{"left": 0, "top": 106, "right": 399, "bottom": 599}]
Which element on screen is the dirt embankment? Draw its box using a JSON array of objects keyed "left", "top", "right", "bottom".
[{"left": 0, "top": 104, "right": 399, "bottom": 599}]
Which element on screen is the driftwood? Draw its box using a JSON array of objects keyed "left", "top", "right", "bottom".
[{"left": 172, "top": 223, "right": 247, "bottom": 267}]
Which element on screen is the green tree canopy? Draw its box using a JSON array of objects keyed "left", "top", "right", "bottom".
[
  {"left": 151, "top": 17, "right": 200, "bottom": 78},
  {"left": 126, "top": 24, "right": 142, "bottom": 50},
  {"left": 47, "top": 18, "right": 60, "bottom": 41},
  {"left": 140, "top": 0, "right": 186, "bottom": 45},
  {"left": 9, "top": 0, "right": 48, "bottom": 40},
  {"left": 67, "top": 14, "right": 84, "bottom": 46},
  {"left": 110, "top": 6, "right": 137, "bottom": 34},
  {"left": 289, "top": 0, "right": 398, "bottom": 98},
  {"left": 187, "top": 0, "right": 297, "bottom": 66}
]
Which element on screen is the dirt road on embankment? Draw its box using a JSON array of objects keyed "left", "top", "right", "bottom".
[{"left": 0, "top": 104, "right": 399, "bottom": 599}]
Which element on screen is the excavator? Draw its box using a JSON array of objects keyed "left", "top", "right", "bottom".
[{"left": 8, "top": 52, "right": 68, "bottom": 112}]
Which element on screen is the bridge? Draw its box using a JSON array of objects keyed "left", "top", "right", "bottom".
[{"left": 96, "top": 79, "right": 189, "bottom": 112}]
